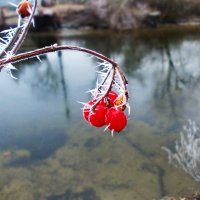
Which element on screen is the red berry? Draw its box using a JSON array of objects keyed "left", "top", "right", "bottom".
[
  {"left": 105, "top": 107, "right": 127, "bottom": 132},
  {"left": 83, "top": 100, "right": 96, "bottom": 121},
  {"left": 89, "top": 105, "right": 107, "bottom": 127},
  {"left": 98, "top": 99, "right": 107, "bottom": 107},
  {"left": 102, "top": 91, "right": 118, "bottom": 107},
  {"left": 17, "top": 0, "right": 32, "bottom": 18}
]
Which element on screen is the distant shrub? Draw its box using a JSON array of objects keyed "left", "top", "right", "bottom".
[
  {"left": 86, "top": 0, "right": 200, "bottom": 27},
  {"left": 86, "top": 0, "right": 151, "bottom": 29}
]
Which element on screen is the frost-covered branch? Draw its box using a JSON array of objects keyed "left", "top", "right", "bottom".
[
  {"left": 11, "top": 0, "right": 37, "bottom": 55},
  {"left": 0, "top": 0, "right": 37, "bottom": 59}
]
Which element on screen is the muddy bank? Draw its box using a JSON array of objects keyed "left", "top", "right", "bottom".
[
  {"left": 50, "top": 2, "right": 200, "bottom": 30},
  {"left": 51, "top": 3, "right": 160, "bottom": 29}
]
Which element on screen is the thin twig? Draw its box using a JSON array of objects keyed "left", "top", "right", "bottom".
[
  {"left": 0, "top": 44, "right": 118, "bottom": 66},
  {"left": 92, "top": 67, "right": 116, "bottom": 111},
  {"left": 115, "top": 67, "right": 129, "bottom": 101},
  {"left": 96, "top": 66, "right": 113, "bottom": 93}
]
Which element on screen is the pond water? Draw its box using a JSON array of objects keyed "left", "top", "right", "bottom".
[{"left": 0, "top": 26, "right": 200, "bottom": 200}]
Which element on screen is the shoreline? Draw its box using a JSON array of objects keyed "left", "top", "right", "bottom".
[{"left": 2, "top": 3, "right": 200, "bottom": 31}]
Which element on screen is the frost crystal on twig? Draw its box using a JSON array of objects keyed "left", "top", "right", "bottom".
[
  {"left": 90, "top": 61, "right": 128, "bottom": 111},
  {"left": 162, "top": 120, "right": 200, "bottom": 181},
  {"left": 0, "top": 27, "right": 20, "bottom": 55},
  {"left": 0, "top": 0, "right": 37, "bottom": 78}
]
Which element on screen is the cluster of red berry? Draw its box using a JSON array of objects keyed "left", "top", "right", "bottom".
[{"left": 83, "top": 91, "right": 127, "bottom": 134}]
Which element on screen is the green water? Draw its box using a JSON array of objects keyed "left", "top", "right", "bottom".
[{"left": 0, "top": 26, "right": 200, "bottom": 199}]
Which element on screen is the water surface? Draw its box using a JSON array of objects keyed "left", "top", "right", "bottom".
[{"left": 1, "top": 26, "right": 200, "bottom": 200}]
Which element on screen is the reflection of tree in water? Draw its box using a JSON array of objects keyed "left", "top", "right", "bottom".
[
  {"left": 73, "top": 34, "right": 149, "bottom": 85},
  {"left": 65, "top": 33, "right": 143, "bottom": 61},
  {"left": 25, "top": 33, "right": 59, "bottom": 49},
  {"left": 70, "top": 33, "right": 123, "bottom": 57},
  {"left": 13, "top": 33, "right": 71, "bottom": 119},
  {"left": 58, "top": 51, "right": 70, "bottom": 120},
  {"left": 12, "top": 33, "right": 60, "bottom": 96},
  {"left": 15, "top": 51, "right": 71, "bottom": 120},
  {"left": 28, "top": 54, "right": 60, "bottom": 98},
  {"left": 156, "top": 43, "right": 193, "bottom": 96},
  {"left": 152, "top": 41, "right": 200, "bottom": 117}
]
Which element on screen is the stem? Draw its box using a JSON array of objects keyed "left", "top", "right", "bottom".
[
  {"left": 116, "top": 67, "right": 129, "bottom": 100},
  {"left": 0, "top": 44, "right": 118, "bottom": 66},
  {"left": 96, "top": 67, "right": 113, "bottom": 93},
  {"left": 10, "top": 0, "right": 38, "bottom": 55},
  {"left": 92, "top": 68, "right": 116, "bottom": 111}
]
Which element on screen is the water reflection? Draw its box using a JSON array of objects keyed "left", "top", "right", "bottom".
[
  {"left": 30, "top": 55, "right": 60, "bottom": 98},
  {"left": 58, "top": 51, "right": 70, "bottom": 119},
  {"left": 1, "top": 27, "right": 200, "bottom": 199}
]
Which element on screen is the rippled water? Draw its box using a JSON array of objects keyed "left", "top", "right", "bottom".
[{"left": 1, "top": 26, "right": 200, "bottom": 200}]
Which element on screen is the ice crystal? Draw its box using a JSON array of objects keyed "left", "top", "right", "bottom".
[
  {"left": 0, "top": 0, "right": 35, "bottom": 78},
  {"left": 90, "top": 61, "right": 128, "bottom": 109}
]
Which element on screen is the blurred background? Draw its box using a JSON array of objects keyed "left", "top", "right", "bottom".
[
  {"left": 1, "top": 1, "right": 200, "bottom": 200},
  {"left": 1, "top": 0, "right": 200, "bottom": 30}
]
